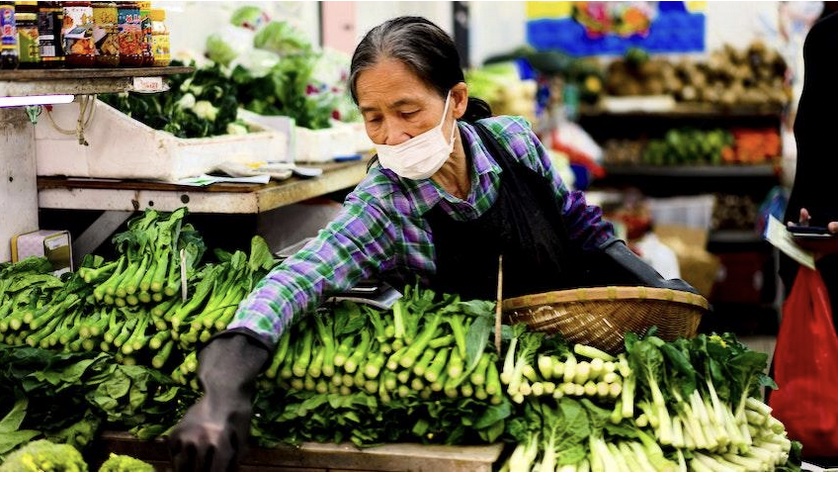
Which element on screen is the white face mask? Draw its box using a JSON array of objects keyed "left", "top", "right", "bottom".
[{"left": 374, "top": 91, "right": 457, "bottom": 180}]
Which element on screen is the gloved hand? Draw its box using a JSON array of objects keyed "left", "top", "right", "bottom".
[
  {"left": 603, "top": 240, "right": 700, "bottom": 295},
  {"left": 167, "top": 329, "right": 270, "bottom": 471}
]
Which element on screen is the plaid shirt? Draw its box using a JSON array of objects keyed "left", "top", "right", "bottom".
[{"left": 228, "top": 115, "right": 617, "bottom": 346}]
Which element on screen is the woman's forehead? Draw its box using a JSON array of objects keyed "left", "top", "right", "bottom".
[{"left": 356, "top": 59, "right": 437, "bottom": 106}]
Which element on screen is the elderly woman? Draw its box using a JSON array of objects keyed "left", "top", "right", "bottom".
[{"left": 168, "top": 16, "right": 696, "bottom": 471}]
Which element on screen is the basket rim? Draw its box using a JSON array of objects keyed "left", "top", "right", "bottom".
[{"left": 502, "top": 285, "right": 710, "bottom": 311}]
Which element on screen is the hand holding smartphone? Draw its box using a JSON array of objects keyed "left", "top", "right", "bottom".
[
  {"left": 786, "top": 223, "right": 838, "bottom": 259},
  {"left": 786, "top": 224, "right": 836, "bottom": 239}
]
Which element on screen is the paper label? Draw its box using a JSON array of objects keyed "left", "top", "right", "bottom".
[
  {"left": 131, "top": 76, "right": 167, "bottom": 93},
  {"left": 764, "top": 215, "right": 816, "bottom": 270}
]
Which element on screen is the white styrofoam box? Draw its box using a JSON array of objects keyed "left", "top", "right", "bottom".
[
  {"left": 237, "top": 110, "right": 295, "bottom": 163},
  {"left": 35, "top": 100, "right": 289, "bottom": 181},
  {"left": 239, "top": 108, "right": 373, "bottom": 163},
  {"left": 646, "top": 194, "right": 717, "bottom": 231},
  {"left": 295, "top": 121, "right": 373, "bottom": 163}
]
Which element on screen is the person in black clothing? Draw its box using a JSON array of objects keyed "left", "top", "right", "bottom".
[
  {"left": 775, "top": 6, "right": 838, "bottom": 470},
  {"left": 779, "top": 7, "right": 838, "bottom": 329}
]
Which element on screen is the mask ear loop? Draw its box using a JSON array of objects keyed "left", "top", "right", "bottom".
[
  {"left": 440, "top": 91, "right": 457, "bottom": 144},
  {"left": 447, "top": 115, "right": 458, "bottom": 143}
]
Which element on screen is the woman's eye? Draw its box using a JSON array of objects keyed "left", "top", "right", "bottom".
[{"left": 401, "top": 110, "right": 419, "bottom": 119}]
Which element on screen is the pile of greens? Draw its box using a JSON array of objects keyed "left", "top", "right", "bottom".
[
  {"left": 99, "top": 62, "right": 247, "bottom": 139},
  {"left": 100, "top": 7, "right": 354, "bottom": 138},
  {"left": 252, "top": 286, "right": 511, "bottom": 448},
  {"left": 0, "top": 346, "right": 197, "bottom": 462},
  {"left": 0, "top": 208, "right": 277, "bottom": 454},
  {"left": 0, "top": 205, "right": 804, "bottom": 472},
  {"left": 495, "top": 328, "right": 801, "bottom": 472}
]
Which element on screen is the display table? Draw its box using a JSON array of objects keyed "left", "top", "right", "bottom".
[
  {"left": 36, "top": 159, "right": 368, "bottom": 265},
  {"left": 95, "top": 431, "right": 504, "bottom": 472}
]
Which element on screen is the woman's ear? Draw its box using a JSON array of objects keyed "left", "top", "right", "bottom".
[{"left": 451, "top": 82, "right": 469, "bottom": 119}]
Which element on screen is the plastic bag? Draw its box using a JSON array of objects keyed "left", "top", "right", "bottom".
[{"left": 768, "top": 266, "right": 838, "bottom": 459}]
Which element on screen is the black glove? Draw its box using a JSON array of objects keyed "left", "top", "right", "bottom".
[
  {"left": 167, "top": 329, "right": 271, "bottom": 471},
  {"left": 602, "top": 240, "right": 700, "bottom": 295}
]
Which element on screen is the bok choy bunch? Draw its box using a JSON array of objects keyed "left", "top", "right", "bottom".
[{"left": 496, "top": 328, "right": 799, "bottom": 472}]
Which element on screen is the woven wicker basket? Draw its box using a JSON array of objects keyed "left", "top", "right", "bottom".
[{"left": 502, "top": 286, "right": 710, "bottom": 355}]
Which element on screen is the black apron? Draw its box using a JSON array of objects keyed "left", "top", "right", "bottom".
[{"left": 423, "top": 123, "right": 590, "bottom": 301}]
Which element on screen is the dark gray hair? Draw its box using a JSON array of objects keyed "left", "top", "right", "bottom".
[{"left": 349, "top": 16, "right": 491, "bottom": 123}]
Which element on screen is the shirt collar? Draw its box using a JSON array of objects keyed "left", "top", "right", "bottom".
[{"left": 381, "top": 121, "right": 502, "bottom": 216}]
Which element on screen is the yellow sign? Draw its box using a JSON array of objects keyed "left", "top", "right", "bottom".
[{"left": 526, "top": 1, "right": 573, "bottom": 19}]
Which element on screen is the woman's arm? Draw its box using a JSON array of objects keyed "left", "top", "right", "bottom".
[{"left": 226, "top": 190, "right": 401, "bottom": 347}]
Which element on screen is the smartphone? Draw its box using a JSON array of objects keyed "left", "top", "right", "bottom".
[{"left": 786, "top": 225, "right": 836, "bottom": 239}]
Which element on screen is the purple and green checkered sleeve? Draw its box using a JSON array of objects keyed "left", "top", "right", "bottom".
[{"left": 226, "top": 181, "right": 407, "bottom": 347}]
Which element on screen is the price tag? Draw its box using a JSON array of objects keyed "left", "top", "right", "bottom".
[{"left": 131, "top": 77, "right": 169, "bottom": 93}]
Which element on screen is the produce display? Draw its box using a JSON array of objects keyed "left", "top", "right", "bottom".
[
  {"left": 496, "top": 326, "right": 795, "bottom": 472},
  {"left": 0, "top": 208, "right": 802, "bottom": 472},
  {"left": 254, "top": 292, "right": 509, "bottom": 447},
  {"left": 604, "top": 42, "right": 790, "bottom": 108},
  {"left": 603, "top": 126, "right": 781, "bottom": 167},
  {"left": 99, "top": 7, "right": 356, "bottom": 139},
  {"left": 466, "top": 61, "right": 539, "bottom": 124},
  {"left": 642, "top": 128, "right": 734, "bottom": 166}
]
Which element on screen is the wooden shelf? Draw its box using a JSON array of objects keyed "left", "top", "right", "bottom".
[
  {"left": 0, "top": 66, "right": 194, "bottom": 81},
  {"left": 37, "top": 160, "right": 368, "bottom": 215},
  {"left": 0, "top": 66, "right": 193, "bottom": 97},
  {"left": 579, "top": 102, "right": 784, "bottom": 119},
  {"left": 604, "top": 164, "right": 778, "bottom": 178}
]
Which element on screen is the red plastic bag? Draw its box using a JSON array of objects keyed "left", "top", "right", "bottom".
[{"left": 769, "top": 266, "right": 838, "bottom": 459}]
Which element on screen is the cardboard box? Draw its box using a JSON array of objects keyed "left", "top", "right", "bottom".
[
  {"left": 35, "top": 100, "right": 289, "bottom": 181},
  {"left": 654, "top": 224, "right": 721, "bottom": 298},
  {"left": 11, "top": 230, "right": 73, "bottom": 276}
]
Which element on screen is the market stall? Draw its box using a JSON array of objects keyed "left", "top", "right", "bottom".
[{"left": 0, "top": 1, "right": 832, "bottom": 473}]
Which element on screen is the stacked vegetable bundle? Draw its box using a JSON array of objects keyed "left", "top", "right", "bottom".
[
  {"left": 252, "top": 287, "right": 512, "bottom": 448},
  {"left": 496, "top": 325, "right": 798, "bottom": 472},
  {"left": 0, "top": 207, "right": 277, "bottom": 391},
  {"left": 0, "top": 207, "right": 285, "bottom": 461},
  {"left": 0, "top": 209, "right": 512, "bottom": 451}
]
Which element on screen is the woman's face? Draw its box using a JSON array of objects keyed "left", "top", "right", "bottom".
[{"left": 355, "top": 58, "right": 451, "bottom": 146}]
